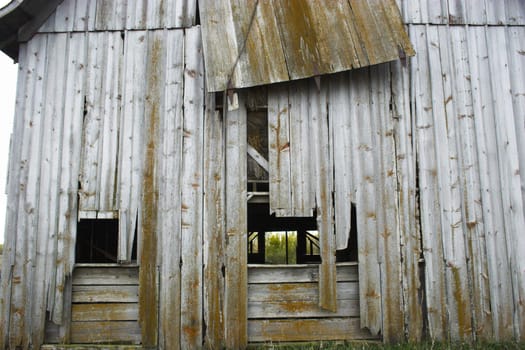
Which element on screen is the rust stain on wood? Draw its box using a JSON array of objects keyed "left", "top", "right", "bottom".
[{"left": 139, "top": 35, "right": 162, "bottom": 347}]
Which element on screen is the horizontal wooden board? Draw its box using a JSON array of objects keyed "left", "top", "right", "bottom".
[
  {"left": 248, "top": 318, "right": 377, "bottom": 342},
  {"left": 72, "top": 303, "right": 138, "bottom": 321},
  {"left": 248, "top": 299, "right": 359, "bottom": 319},
  {"left": 70, "top": 321, "right": 141, "bottom": 344},
  {"left": 248, "top": 282, "right": 358, "bottom": 302},
  {"left": 72, "top": 285, "right": 139, "bottom": 303},
  {"left": 248, "top": 264, "right": 358, "bottom": 284},
  {"left": 72, "top": 266, "right": 139, "bottom": 285},
  {"left": 42, "top": 346, "right": 143, "bottom": 350}
]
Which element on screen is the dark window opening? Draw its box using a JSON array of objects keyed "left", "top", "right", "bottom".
[
  {"left": 75, "top": 219, "right": 137, "bottom": 263},
  {"left": 248, "top": 202, "right": 358, "bottom": 264}
]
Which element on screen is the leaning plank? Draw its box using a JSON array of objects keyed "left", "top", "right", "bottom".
[
  {"left": 224, "top": 91, "right": 248, "bottom": 349},
  {"left": 329, "top": 72, "right": 353, "bottom": 250},
  {"left": 70, "top": 321, "right": 141, "bottom": 344},
  {"left": 248, "top": 299, "right": 359, "bottom": 319},
  {"left": 72, "top": 285, "right": 138, "bottom": 303},
  {"left": 248, "top": 264, "right": 358, "bottom": 284},
  {"left": 308, "top": 79, "right": 337, "bottom": 312},
  {"left": 72, "top": 303, "right": 138, "bottom": 322},
  {"left": 248, "top": 318, "right": 377, "bottom": 342},
  {"left": 119, "top": 30, "right": 148, "bottom": 262}
]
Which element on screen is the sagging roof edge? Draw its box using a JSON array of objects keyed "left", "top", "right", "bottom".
[
  {"left": 0, "top": 0, "right": 415, "bottom": 90},
  {"left": 0, "top": 0, "right": 64, "bottom": 61}
]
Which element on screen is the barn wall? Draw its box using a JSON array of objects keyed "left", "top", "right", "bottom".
[{"left": 1, "top": 0, "right": 525, "bottom": 348}]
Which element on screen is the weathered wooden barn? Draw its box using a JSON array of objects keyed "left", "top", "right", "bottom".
[{"left": 0, "top": 0, "right": 524, "bottom": 348}]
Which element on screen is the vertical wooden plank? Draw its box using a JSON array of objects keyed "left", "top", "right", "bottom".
[
  {"left": 268, "top": 83, "right": 292, "bottom": 216},
  {"left": 506, "top": 25, "right": 525, "bottom": 341},
  {"left": 486, "top": 27, "right": 525, "bottom": 340},
  {"left": 411, "top": 25, "right": 448, "bottom": 340},
  {"left": 484, "top": 0, "right": 507, "bottom": 25},
  {"left": 18, "top": 36, "right": 48, "bottom": 349},
  {"left": 329, "top": 72, "right": 353, "bottom": 250},
  {"left": 507, "top": 26, "right": 525, "bottom": 244},
  {"left": 53, "top": 0, "right": 76, "bottom": 32},
  {"left": 437, "top": 26, "right": 473, "bottom": 340},
  {"left": 73, "top": 0, "right": 97, "bottom": 31},
  {"left": 157, "top": 29, "right": 184, "bottom": 350},
  {"left": 470, "top": 26, "right": 514, "bottom": 340},
  {"left": 126, "top": 0, "right": 148, "bottom": 30},
  {"left": 371, "top": 63, "right": 404, "bottom": 342},
  {"left": 97, "top": 32, "right": 122, "bottom": 211},
  {"left": 0, "top": 43, "right": 26, "bottom": 349},
  {"left": 53, "top": 32, "right": 87, "bottom": 326},
  {"left": 203, "top": 104, "right": 225, "bottom": 349},
  {"left": 464, "top": 26, "right": 494, "bottom": 340},
  {"left": 447, "top": 0, "right": 466, "bottom": 24},
  {"left": 79, "top": 32, "right": 104, "bottom": 211},
  {"left": 391, "top": 57, "right": 424, "bottom": 341},
  {"left": 180, "top": 26, "right": 205, "bottom": 349},
  {"left": 505, "top": 0, "right": 525, "bottom": 25},
  {"left": 349, "top": 66, "right": 382, "bottom": 335},
  {"left": 138, "top": 29, "right": 163, "bottom": 348},
  {"left": 289, "top": 80, "right": 315, "bottom": 217},
  {"left": 1, "top": 37, "right": 44, "bottom": 349},
  {"left": 146, "top": 0, "right": 166, "bottom": 29},
  {"left": 119, "top": 30, "right": 148, "bottom": 262},
  {"left": 309, "top": 78, "right": 337, "bottom": 312},
  {"left": 32, "top": 33, "right": 68, "bottom": 348},
  {"left": 224, "top": 92, "right": 248, "bottom": 349}
]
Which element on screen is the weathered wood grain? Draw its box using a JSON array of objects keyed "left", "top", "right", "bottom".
[
  {"left": 248, "top": 264, "right": 358, "bottom": 284},
  {"left": 72, "top": 285, "right": 139, "bottom": 303},
  {"left": 72, "top": 303, "right": 138, "bottom": 322},
  {"left": 268, "top": 82, "right": 292, "bottom": 216},
  {"left": 307, "top": 79, "right": 337, "bottom": 312},
  {"left": 224, "top": 91, "right": 248, "bottom": 349},
  {"left": 349, "top": 66, "right": 382, "bottom": 335},
  {"left": 411, "top": 25, "right": 448, "bottom": 340},
  {"left": 248, "top": 318, "right": 377, "bottom": 342},
  {"left": 249, "top": 299, "right": 359, "bottom": 319},
  {"left": 70, "top": 321, "right": 141, "bottom": 344},
  {"left": 329, "top": 72, "right": 353, "bottom": 251},
  {"left": 180, "top": 26, "right": 204, "bottom": 349},
  {"left": 72, "top": 266, "right": 139, "bottom": 285},
  {"left": 119, "top": 30, "right": 147, "bottom": 263},
  {"left": 391, "top": 57, "right": 424, "bottom": 341},
  {"left": 248, "top": 281, "right": 358, "bottom": 302},
  {"left": 157, "top": 29, "right": 184, "bottom": 350},
  {"left": 203, "top": 104, "right": 225, "bottom": 349}
]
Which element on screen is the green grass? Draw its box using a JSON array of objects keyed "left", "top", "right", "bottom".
[{"left": 248, "top": 341, "right": 525, "bottom": 350}]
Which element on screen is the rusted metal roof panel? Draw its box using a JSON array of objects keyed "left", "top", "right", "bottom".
[{"left": 199, "top": 0, "right": 414, "bottom": 92}]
